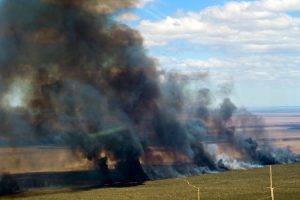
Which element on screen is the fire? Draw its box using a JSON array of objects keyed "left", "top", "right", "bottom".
[
  {"left": 100, "top": 151, "right": 118, "bottom": 170},
  {"left": 0, "top": 1, "right": 298, "bottom": 192},
  {"left": 140, "top": 147, "right": 192, "bottom": 165}
]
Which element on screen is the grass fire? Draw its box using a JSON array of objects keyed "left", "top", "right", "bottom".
[{"left": 0, "top": 0, "right": 299, "bottom": 198}]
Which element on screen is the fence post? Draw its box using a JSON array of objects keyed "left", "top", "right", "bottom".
[{"left": 270, "top": 165, "right": 274, "bottom": 200}]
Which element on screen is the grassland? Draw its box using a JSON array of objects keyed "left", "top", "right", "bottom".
[{"left": 2, "top": 163, "right": 300, "bottom": 200}]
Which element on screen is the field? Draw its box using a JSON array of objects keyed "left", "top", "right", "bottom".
[
  {"left": 2, "top": 163, "right": 300, "bottom": 200},
  {"left": 1, "top": 108, "right": 300, "bottom": 199},
  {"left": 0, "top": 147, "right": 93, "bottom": 174},
  {"left": 252, "top": 111, "right": 300, "bottom": 154},
  {"left": 2, "top": 111, "right": 300, "bottom": 174}
]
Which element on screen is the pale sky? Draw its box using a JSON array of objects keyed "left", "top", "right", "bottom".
[{"left": 119, "top": 0, "right": 300, "bottom": 107}]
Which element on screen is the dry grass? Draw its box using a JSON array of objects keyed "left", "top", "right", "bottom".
[
  {"left": 3, "top": 163, "right": 300, "bottom": 200},
  {"left": 0, "top": 147, "right": 92, "bottom": 174}
]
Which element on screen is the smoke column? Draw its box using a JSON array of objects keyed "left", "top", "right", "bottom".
[{"left": 0, "top": 0, "right": 298, "bottom": 187}]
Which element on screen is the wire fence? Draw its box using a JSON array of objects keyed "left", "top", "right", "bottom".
[{"left": 169, "top": 165, "right": 279, "bottom": 200}]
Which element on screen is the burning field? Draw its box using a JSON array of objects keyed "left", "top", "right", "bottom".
[{"left": 0, "top": 0, "right": 299, "bottom": 196}]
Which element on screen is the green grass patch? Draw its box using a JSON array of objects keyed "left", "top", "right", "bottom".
[{"left": 3, "top": 164, "right": 300, "bottom": 200}]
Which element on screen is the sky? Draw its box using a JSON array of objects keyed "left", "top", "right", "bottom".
[{"left": 118, "top": 0, "right": 300, "bottom": 108}]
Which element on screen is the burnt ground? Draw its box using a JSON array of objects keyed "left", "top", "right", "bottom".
[{"left": 0, "top": 161, "right": 149, "bottom": 196}]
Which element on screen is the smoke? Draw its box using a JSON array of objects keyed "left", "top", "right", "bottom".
[
  {"left": 0, "top": 0, "right": 298, "bottom": 191},
  {"left": 0, "top": 174, "right": 20, "bottom": 195},
  {"left": 216, "top": 153, "right": 262, "bottom": 170}
]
